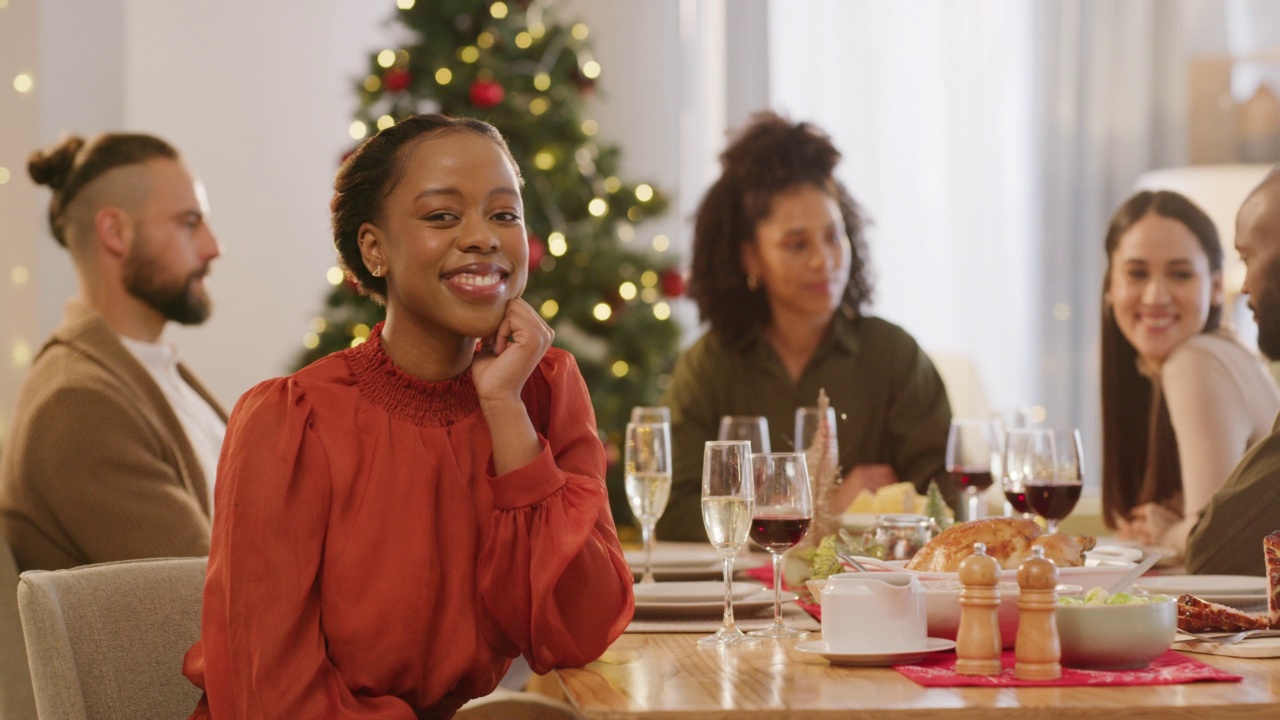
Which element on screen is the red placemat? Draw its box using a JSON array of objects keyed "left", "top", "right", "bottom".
[{"left": 894, "top": 649, "right": 1241, "bottom": 687}]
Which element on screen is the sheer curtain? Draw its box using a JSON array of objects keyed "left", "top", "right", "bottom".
[{"left": 766, "top": 0, "right": 1204, "bottom": 491}]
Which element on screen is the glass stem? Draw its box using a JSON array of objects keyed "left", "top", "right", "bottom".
[
  {"left": 770, "top": 551, "right": 784, "bottom": 629},
  {"left": 640, "top": 520, "right": 655, "bottom": 584},
  {"left": 1046, "top": 518, "right": 1058, "bottom": 534},
  {"left": 720, "top": 556, "right": 737, "bottom": 633},
  {"left": 966, "top": 488, "right": 981, "bottom": 522}
]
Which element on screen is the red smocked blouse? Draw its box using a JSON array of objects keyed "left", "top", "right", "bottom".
[{"left": 183, "top": 324, "right": 634, "bottom": 719}]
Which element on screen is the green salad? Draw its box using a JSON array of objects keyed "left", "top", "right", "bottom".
[{"left": 1059, "top": 587, "right": 1173, "bottom": 606}]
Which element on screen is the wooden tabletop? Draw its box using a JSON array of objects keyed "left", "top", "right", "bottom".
[{"left": 556, "top": 633, "right": 1280, "bottom": 719}]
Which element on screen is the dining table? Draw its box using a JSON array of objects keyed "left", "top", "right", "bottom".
[{"left": 555, "top": 632, "right": 1280, "bottom": 719}]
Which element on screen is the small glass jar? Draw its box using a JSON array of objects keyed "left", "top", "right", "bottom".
[{"left": 862, "top": 514, "right": 941, "bottom": 561}]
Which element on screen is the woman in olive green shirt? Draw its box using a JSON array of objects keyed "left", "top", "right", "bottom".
[{"left": 656, "top": 111, "right": 953, "bottom": 542}]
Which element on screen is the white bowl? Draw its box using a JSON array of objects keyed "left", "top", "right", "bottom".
[{"left": 1056, "top": 601, "right": 1177, "bottom": 670}]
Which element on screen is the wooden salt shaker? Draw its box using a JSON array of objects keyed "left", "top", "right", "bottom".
[
  {"left": 1014, "top": 545, "right": 1061, "bottom": 680},
  {"left": 956, "top": 542, "right": 1002, "bottom": 676}
]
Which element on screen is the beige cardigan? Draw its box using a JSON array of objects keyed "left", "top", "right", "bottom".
[{"left": 0, "top": 299, "right": 226, "bottom": 571}]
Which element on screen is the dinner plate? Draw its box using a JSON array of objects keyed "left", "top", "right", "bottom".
[
  {"left": 624, "top": 544, "right": 723, "bottom": 569},
  {"left": 1134, "top": 574, "right": 1267, "bottom": 598},
  {"left": 632, "top": 590, "right": 798, "bottom": 618},
  {"left": 795, "top": 637, "right": 956, "bottom": 666},
  {"left": 632, "top": 580, "right": 763, "bottom": 603}
]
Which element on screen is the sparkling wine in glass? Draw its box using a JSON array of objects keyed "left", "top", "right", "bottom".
[
  {"left": 747, "top": 452, "right": 813, "bottom": 639},
  {"left": 630, "top": 406, "right": 671, "bottom": 424},
  {"left": 1022, "top": 428, "right": 1083, "bottom": 534},
  {"left": 624, "top": 421, "right": 672, "bottom": 585},
  {"left": 718, "top": 415, "right": 771, "bottom": 453},
  {"left": 946, "top": 418, "right": 998, "bottom": 522},
  {"left": 699, "top": 440, "right": 758, "bottom": 647}
]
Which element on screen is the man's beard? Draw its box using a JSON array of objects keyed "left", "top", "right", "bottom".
[
  {"left": 1255, "top": 255, "right": 1280, "bottom": 360},
  {"left": 122, "top": 241, "right": 212, "bottom": 326}
]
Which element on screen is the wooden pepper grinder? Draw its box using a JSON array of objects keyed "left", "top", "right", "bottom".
[
  {"left": 1014, "top": 545, "right": 1062, "bottom": 680},
  {"left": 956, "top": 542, "right": 1002, "bottom": 676}
]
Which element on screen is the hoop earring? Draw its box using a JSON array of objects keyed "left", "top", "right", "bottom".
[{"left": 747, "top": 274, "right": 760, "bottom": 291}]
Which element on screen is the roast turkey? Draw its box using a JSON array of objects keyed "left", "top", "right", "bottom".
[{"left": 904, "top": 517, "right": 1096, "bottom": 572}]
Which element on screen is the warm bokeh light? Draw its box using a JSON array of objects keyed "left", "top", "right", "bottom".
[
  {"left": 640, "top": 270, "right": 659, "bottom": 288},
  {"left": 377, "top": 115, "right": 395, "bottom": 131},
  {"left": 571, "top": 23, "right": 589, "bottom": 40},
  {"left": 548, "top": 232, "right": 568, "bottom": 257},
  {"left": 350, "top": 337, "right": 367, "bottom": 348},
  {"left": 490, "top": 1, "right": 509, "bottom": 19},
  {"left": 653, "top": 302, "right": 671, "bottom": 320},
  {"left": 588, "top": 198, "right": 608, "bottom": 217},
  {"left": 603, "top": 176, "right": 622, "bottom": 193},
  {"left": 435, "top": 68, "right": 453, "bottom": 85},
  {"left": 581, "top": 60, "right": 601, "bottom": 79},
  {"left": 349, "top": 121, "right": 368, "bottom": 140},
  {"left": 310, "top": 317, "right": 327, "bottom": 333},
  {"left": 396, "top": 0, "right": 415, "bottom": 9},
  {"left": 581, "top": 119, "right": 599, "bottom": 136},
  {"left": 652, "top": 234, "right": 670, "bottom": 252},
  {"left": 593, "top": 303, "right": 613, "bottom": 321},
  {"left": 529, "top": 23, "right": 546, "bottom": 39},
  {"left": 12, "top": 340, "right": 32, "bottom": 367},
  {"left": 515, "top": 31, "right": 533, "bottom": 49},
  {"left": 533, "top": 72, "right": 551, "bottom": 91},
  {"left": 640, "top": 288, "right": 659, "bottom": 303},
  {"left": 477, "top": 31, "right": 495, "bottom": 49},
  {"left": 326, "top": 266, "right": 346, "bottom": 285},
  {"left": 303, "top": 332, "right": 320, "bottom": 349},
  {"left": 1030, "top": 406, "right": 1048, "bottom": 424},
  {"left": 619, "top": 282, "right": 637, "bottom": 300},
  {"left": 13, "top": 73, "right": 33, "bottom": 93},
  {"left": 376, "top": 50, "right": 396, "bottom": 68},
  {"left": 11, "top": 265, "right": 29, "bottom": 285},
  {"left": 363, "top": 75, "right": 382, "bottom": 92},
  {"left": 529, "top": 97, "right": 549, "bottom": 115},
  {"left": 627, "top": 206, "right": 641, "bottom": 222},
  {"left": 0, "top": 167, "right": 9, "bottom": 184},
  {"left": 540, "top": 299, "right": 559, "bottom": 319},
  {"left": 459, "top": 46, "right": 480, "bottom": 63},
  {"left": 611, "top": 360, "right": 629, "bottom": 378},
  {"left": 534, "top": 151, "right": 556, "bottom": 170},
  {"left": 353, "top": 323, "right": 371, "bottom": 339},
  {"left": 617, "top": 223, "right": 636, "bottom": 242},
  {"left": 635, "top": 184, "right": 654, "bottom": 202}
]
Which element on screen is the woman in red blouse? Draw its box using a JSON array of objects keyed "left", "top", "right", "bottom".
[{"left": 182, "top": 114, "right": 634, "bottom": 719}]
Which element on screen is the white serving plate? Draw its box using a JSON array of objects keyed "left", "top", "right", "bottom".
[
  {"left": 795, "top": 637, "right": 955, "bottom": 666},
  {"left": 1134, "top": 574, "right": 1267, "bottom": 600},
  {"left": 632, "top": 580, "right": 762, "bottom": 603},
  {"left": 632, "top": 590, "right": 798, "bottom": 618}
]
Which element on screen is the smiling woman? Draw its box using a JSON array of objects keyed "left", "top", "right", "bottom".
[
  {"left": 1100, "top": 190, "right": 1280, "bottom": 556},
  {"left": 181, "top": 114, "right": 635, "bottom": 719}
]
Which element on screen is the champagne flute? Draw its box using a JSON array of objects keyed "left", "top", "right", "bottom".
[
  {"left": 630, "top": 406, "right": 671, "bottom": 424},
  {"left": 747, "top": 452, "right": 813, "bottom": 639},
  {"left": 624, "top": 421, "right": 672, "bottom": 585},
  {"left": 718, "top": 415, "right": 771, "bottom": 453},
  {"left": 946, "top": 418, "right": 999, "bottom": 522},
  {"left": 794, "top": 406, "right": 838, "bottom": 458},
  {"left": 1001, "top": 427, "right": 1036, "bottom": 519},
  {"left": 1023, "top": 428, "right": 1083, "bottom": 534},
  {"left": 699, "top": 440, "right": 758, "bottom": 647}
]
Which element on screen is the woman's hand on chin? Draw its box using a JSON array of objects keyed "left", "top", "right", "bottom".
[{"left": 471, "top": 298, "right": 554, "bottom": 404}]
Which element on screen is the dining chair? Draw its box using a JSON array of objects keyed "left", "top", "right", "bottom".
[
  {"left": 17, "top": 557, "right": 206, "bottom": 720},
  {"left": 0, "top": 532, "right": 37, "bottom": 720}
]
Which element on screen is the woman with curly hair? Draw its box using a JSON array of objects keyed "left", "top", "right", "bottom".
[{"left": 656, "top": 111, "right": 953, "bottom": 542}]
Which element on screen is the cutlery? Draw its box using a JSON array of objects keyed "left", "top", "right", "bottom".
[
  {"left": 1176, "top": 629, "right": 1280, "bottom": 646},
  {"left": 1104, "top": 553, "right": 1161, "bottom": 595},
  {"left": 836, "top": 551, "right": 872, "bottom": 573}
]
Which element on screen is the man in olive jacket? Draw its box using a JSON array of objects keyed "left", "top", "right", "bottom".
[{"left": 0, "top": 132, "right": 225, "bottom": 571}]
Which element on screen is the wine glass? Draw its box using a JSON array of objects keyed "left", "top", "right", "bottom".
[
  {"left": 630, "top": 406, "right": 671, "bottom": 424},
  {"left": 1022, "top": 428, "right": 1083, "bottom": 534},
  {"left": 794, "top": 406, "right": 838, "bottom": 457},
  {"left": 1001, "top": 427, "right": 1036, "bottom": 520},
  {"left": 718, "top": 415, "right": 771, "bottom": 453},
  {"left": 945, "top": 418, "right": 999, "bottom": 522},
  {"left": 698, "top": 440, "right": 758, "bottom": 647},
  {"left": 624, "top": 421, "right": 672, "bottom": 585},
  {"left": 747, "top": 452, "right": 813, "bottom": 639}
]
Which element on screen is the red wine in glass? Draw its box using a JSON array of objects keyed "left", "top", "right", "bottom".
[
  {"left": 1023, "top": 482, "right": 1081, "bottom": 533},
  {"left": 749, "top": 516, "right": 812, "bottom": 554},
  {"left": 1004, "top": 489, "right": 1033, "bottom": 515},
  {"left": 948, "top": 468, "right": 994, "bottom": 492}
]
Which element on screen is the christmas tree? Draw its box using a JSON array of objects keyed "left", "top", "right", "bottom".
[{"left": 296, "top": 0, "right": 683, "bottom": 528}]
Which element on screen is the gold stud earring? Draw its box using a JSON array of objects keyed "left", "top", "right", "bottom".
[
  {"left": 747, "top": 274, "right": 760, "bottom": 291},
  {"left": 371, "top": 265, "right": 383, "bottom": 278}
]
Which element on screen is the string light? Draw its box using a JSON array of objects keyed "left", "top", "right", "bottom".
[
  {"left": 617, "top": 224, "right": 636, "bottom": 242},
  {"left": 515, "top": 31, "right": 533, "bottom": 49},
  {"left": 533, "top": 73, "right": 551, "bottom": 91},
  {"left": 310, "top": 317, "right": 327, "bottom": 333},
  {"left": 350, "top": 336, "right": 367, "bottom": 348},
  {"left": 326, "top": 267, "right": 345, "bottom": 285},
  {"left": 396, "top": 0, "right": 415, "bottom": 9},
  {"left": 352, "top": 324, "right": 371, "bottom": 339},
  {"left": 490, "top": 2, "right": 509, "bottom": 19},
  {"left": 348, "top": 121, "right": 368, "bottom": 140},
  {"left": 652, "top": 234, "right": 670, "bottom": 252},
  {"left": 376, "top": 115, "right": 395, "bottom": 131},
  {"left": 458, "top": 46, "right": 480, "bottom": 64},
  {"left": 571, "top": 23, "right": 589, "bottom": 40},
  {"left": 303, "top": 332, "right": 320, "bottom": 349},
  {"left": 640, "top": 288, "right": 659, "bottom": 303},
  {"left": 363, "top": 75, "right": 382, "bottom": 92},
  {"left": 11, "top": 341, "right": 31, "bottom": 367},
  {"left": 581, "top": 119, "right": 599, "bottom": 136},
  {"left": 593, "top": 303, "right": 612, "bottom": 321},
  {"left": 435, "top": 68, "right": 453, "bottom": 85},
  {"left": 653, "top": 302, "right": 672, "bottom": 321},
  {"left": 611, "top": 360, "right": 629, "bottom": 378},
  {"left": 548, "top": 232, "right": 568, "bottom": 256},
  {"left": 11, "top": 265, "right": 29, "bottom": 285},
  {"left": 603, "top": 176, "right": 621, "bottom": 193},
  {"left": 13, "top": 73, "right": 33, "bottom": 93},
  {"left": 529, "top": 23, "right": 546, "bottom": 39},
  {"left": 534, "top": 150, "right": 556, "bottom": 170},
  {"left": 528, "top": 97, "right": 549, "bottom": 115},
  {"left": 588, "top": 198, "right": 608, "bottom": 217},
  {"left": 627, "top": 207, "right": 641, "bottom": 222},
  {"left": 376, "top": 50, "right": 396, "bottom": 68},
  {"left": 619, "top": 281, "right": 637, "bottom": 300},
  {"left": 640, "top": 270, "right": 659, "bottom": 287},
  {"left": 539, "top": 299, "right": 559, "bottom": 319},
  {"left": 635, "top": 184, "right": 654, "bottom": 202},
  {"left": 0, "top": 167, "right": 10, "bottom": 184},
  {"left": 477, "top": 31, "right": 495, "bottom": 49},
  {"left": 581, "top": 60, "right": 601, "bottom": 79}
]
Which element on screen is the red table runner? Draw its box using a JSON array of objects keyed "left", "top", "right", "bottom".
[{"left": 894, "top": 649, "right": 1241, "bottom": 687}]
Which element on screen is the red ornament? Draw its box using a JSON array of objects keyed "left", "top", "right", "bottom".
[
  {"left": 469, "top": 79, "right": 505, "bottom": 108},
  {"left": 527, "top": 234, "right": 546, "bottom": 270},
  {"left": 660, "top": 268, "right": 687, "bottom": 298},
  {"left": 383, "top": 68, "right": 412, "bottom": 93}
]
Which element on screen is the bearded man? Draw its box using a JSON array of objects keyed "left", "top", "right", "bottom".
[
  {"left": 0, "top": 132, "right": 225, "bottom": 571},
  {"left": 1186, "top": 167, "right": 1280, "bottom": 576}
]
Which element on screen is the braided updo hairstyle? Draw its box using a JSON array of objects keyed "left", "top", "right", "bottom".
[
  {"left": 331, "top": 113, "right": 521, "bottom": 304},
  {"left": 688, "top": 110, "right": 873, "bottom": 343},
  {"left": 28, "top": 133, "right": 178, "bottom": 246}
]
